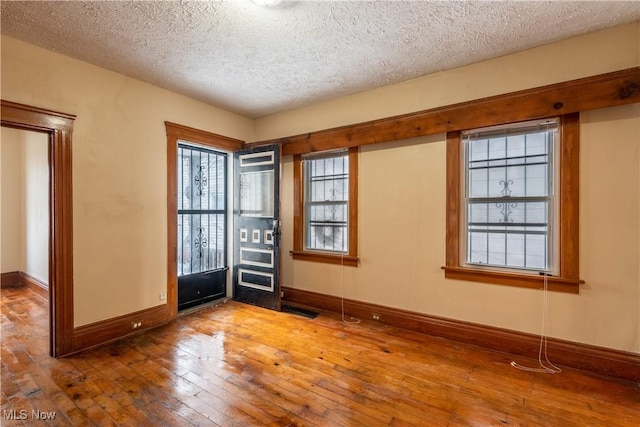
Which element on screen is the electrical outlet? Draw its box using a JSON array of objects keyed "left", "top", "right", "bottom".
[
  {"left": 372, "top": 313, "right": 381, "bottom": 321},
  {"left": 159, "top": 293, "right": 167, "bottom": 301},
  {"left": 131, "top": 321, "right": 143, "bottom": 329}
]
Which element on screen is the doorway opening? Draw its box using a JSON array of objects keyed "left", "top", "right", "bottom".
[
  {"left": 165, "top": 123, "right": 283, "bottom": 316},
  {"left": 165, "top": 122, "right": 244, "bottom": 319},
  {"left": 1, "top": 100, "right": 75, "bottom": 357},
  {"left": 1, "top": 127, "right": 50, "bottom": 299}
]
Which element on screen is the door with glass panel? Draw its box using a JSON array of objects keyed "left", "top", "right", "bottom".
[
  {"left": 233, "top": 144, "right": 281, "bottom": 310},
  {"left": 177, "top": 143, "right": 227, "bottom": 311}
]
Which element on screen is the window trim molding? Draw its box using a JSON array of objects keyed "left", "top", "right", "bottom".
[
  {"left": 292, "top": 147, "right": 359, "bottom": 266},
  {"left": 442, "top": 113, "right": 583, "bottom": 293}
]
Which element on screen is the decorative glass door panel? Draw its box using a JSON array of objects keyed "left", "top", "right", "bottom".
[
  {"left": 239, "top": 170, "right": 274, "bottom": 217},
  {"left": 177, "top": 143, "right": 227, "bottom": 311}
]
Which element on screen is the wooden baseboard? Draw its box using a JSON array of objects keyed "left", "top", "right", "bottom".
[
  {"left": 20, "top": 272, "right": 48, "bottom": 299},
  {"left": 1, "top": 271, "right": 21, "bottom": 287},
  {"left": 282, "top": 286, "right": 640, "bottom": 383},
  {"left": 73, "top": 304, "right": 169, "bottom": 353},
  {"left": 1, "top": 271, "right": 48, "bottom": 299}
]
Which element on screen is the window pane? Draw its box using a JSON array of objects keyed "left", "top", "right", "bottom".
[
  {"left": 506, "top": 134, "right": 525, "bottom": 158},
  {"left": 525, "top": 234, "right": 547, "bottom": 270},
  {"left": 307, "top": 223, "right": 347, "bottom": 252},
  {"left": 178, "top": 213, "right": 225, "bottom": 275},
  {"left": 469, "top": 138, "right": 488, "bottom": 161},
  {"left": 525, "top": 131, "right": 548, "bottom": 155},
  {"left": 178, "top": 146, "right": 226, "bottom": 211},
  {"left": 487, "top": 232, "right": 506, "bottom": 266},
  {"left": 469, "top": 201, "right": 547, "bottom": 226},
  {"left": 308, "top": 202, "right": 347, "bottom": 251},
  {"left": 239, "top": 170, "right": 274, "bottom": 217},
  {"left": 488, "top": 136, "right": 506, "bottom": 161},
  {"left": 525, "top": 164, "right": 548, "bottom": 197},
  {"left": 468, "top": 232, "right": 488, "bottom": 264},
  {"left": 488, "top": 167, "right": 507, "bottom": 198},
  {"left": 506, "top": 233, "right": 525, "bottom": 268}
]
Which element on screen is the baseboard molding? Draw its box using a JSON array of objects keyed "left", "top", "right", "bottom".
[
  {"left": 20, "top": 272, "right": 48, "bottom": 299},
  {"left": 1, "top": 271, "right": 21, "bottom": 287},
  {"left": 1, "top": 271, "right": 48, "bottom": 300},
  {"left": 73, "top": 304, "right": 169, "bottom": 353},
  {"left": 282, "top": 286, "right": 640, "bottom": 383}
]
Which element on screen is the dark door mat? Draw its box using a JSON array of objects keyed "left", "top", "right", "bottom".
[{"left": 282, "top": 304, "right": 319, "bottom": 319}]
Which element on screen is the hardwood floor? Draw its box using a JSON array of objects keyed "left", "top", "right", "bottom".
[{"left": 1, "top": 286, "right": 639, "bottom": 426}]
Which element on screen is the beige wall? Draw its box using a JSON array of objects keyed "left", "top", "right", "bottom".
[
  {"left": 2, "top": 20, "right": 639, "bottom": 354},
  {"left": 1, "top": 36, "right": 254, "bottom": 326},
  {"left": 276, "top": 22, "right": 640, "bottom": 354},
  {"left": 576, "top": 105, "right": 640, "bottom": 350},
  {"left": 1, "top": 129, "right": 22, "bottom": 273},
  {"left": 281, "top": 104, "right": 640, "bottom": 353},
  {"left": 0, "top": 128, "right": 48, "bottom": 283},
  {"left": 21, "top": 130, "right": 49, "bottom": 284}
]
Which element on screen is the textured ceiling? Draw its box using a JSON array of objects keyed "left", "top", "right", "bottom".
[{"left": 2, "top": 1, "right": 640, "bottom": 118}]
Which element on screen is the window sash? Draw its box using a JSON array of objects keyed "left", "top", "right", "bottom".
[
  {"left": 303, "top": 151, "right": 349, "bottom": 253},
  {"left": 462, "top": 120, "right": 557, "bottom": 273}
]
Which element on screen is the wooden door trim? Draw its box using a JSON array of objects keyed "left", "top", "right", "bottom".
[
  {"left": 1, "top": 100, "right": 76, "bottom": 357},
  {"left": 165, "top": 122, "right": 244, "bottom": 319}
]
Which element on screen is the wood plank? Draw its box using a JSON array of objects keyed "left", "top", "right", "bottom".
[
  {"left": 2, "top": 286, "right": 639, "bottom": 426},
  {"left": 282, "top": 286, "right": 640, "bottom": 382},
  {"left": 245, "top": 67, "right": 640, "bottom": 155},
  {"left": 251, "top": 68, "right": 640, "bottom": 155}
]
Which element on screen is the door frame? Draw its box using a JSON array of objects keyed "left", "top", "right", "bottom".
[
  {"left": 165, "top": 122, "right": 244, "bottom": 318},
  {"left": 1, "top": 100, "right": 76, "bottom": 357}
]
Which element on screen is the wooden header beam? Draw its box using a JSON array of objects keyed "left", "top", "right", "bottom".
[{"left": 251, "top": 67, "right": 640, "bottom": 156}]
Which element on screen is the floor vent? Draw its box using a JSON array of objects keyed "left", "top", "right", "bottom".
[{"left": 282, "top": 304, "right": 319, "bottom": 319}]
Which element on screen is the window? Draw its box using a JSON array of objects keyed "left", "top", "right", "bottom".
[
  {"left": 464, "top": 119, "right": 556, "bottom": 272},
  {"left": 305, "top": 152, "right": 349, "bottom": 252},
  {"left": 177, "top": 143, "right": 227, "bottom": 276},
  {"left": 443, "top": 114, "right": 582, "bottom": 293},
  {"left": 292, "top": 147, "right": 359, "bottom": 266}
]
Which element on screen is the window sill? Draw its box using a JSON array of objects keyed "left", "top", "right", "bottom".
[
  {"left": 290, "top": 251, "right": 359, "bottom": 267},
  {"left": 441, "top": 266, "right": 583, "bottom": 294}
]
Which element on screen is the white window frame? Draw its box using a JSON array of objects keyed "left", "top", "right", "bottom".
[
  {"left": 460, "top": 119, "right": 560, "bottom": 275},
  {"left": 303, "top": 150, "right": 350, "bottom": 254}
]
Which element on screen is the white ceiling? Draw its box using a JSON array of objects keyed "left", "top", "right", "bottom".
[{"left": 2, "top": 1, "right": 640, "bottom": 118}]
